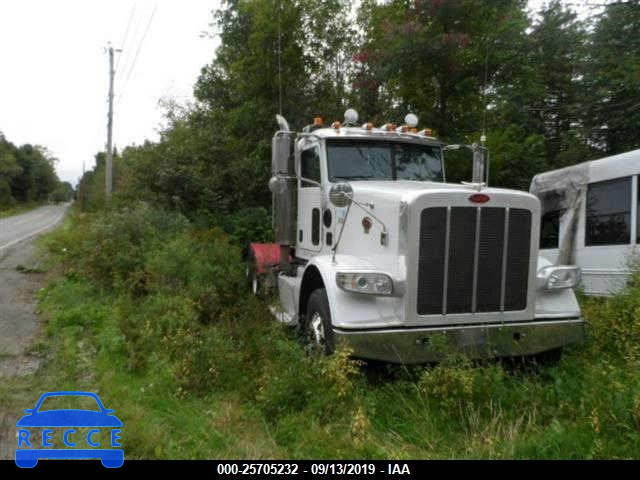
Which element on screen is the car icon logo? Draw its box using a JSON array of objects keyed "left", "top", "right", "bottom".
[{"left": 15, "top": 391, "right": 123, "bottom": 468}]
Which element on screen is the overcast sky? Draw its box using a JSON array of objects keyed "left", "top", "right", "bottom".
[
  {"left": 0, "top": 0, "right": 220, "bottom": 185},
  {"left": 0, "top": 1, "right": 593, "bottom": 186}
]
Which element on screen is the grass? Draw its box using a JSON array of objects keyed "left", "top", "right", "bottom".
[
  {"left": 0, "top": 202, "right": 42, "bottom": 218},
  {"left": 4, "top": 207, "right": 640, "bottom": 459}
]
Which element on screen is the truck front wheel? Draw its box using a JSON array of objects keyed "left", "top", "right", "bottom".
[{"left": 305, "top": 288, "right": 335, "bottom": 355}]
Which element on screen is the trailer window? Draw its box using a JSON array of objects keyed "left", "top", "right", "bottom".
[
  {"left": 586, "top": 176, "right": 631, "bottom": 246},
  {"left": 326, "top": 140, "right": 443, "bottom": 182}
]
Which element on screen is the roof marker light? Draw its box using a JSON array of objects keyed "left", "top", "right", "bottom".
[
  {"left": 332, "top": 121, "right": 342, "bottom": 130},
  {"left": 314, "top": 117, "right": 323, "bottom": 126},
  {"left": 361, "top": 122, "right": 373, "bottom": 131},
  {"left": 344, "top": 108, "right": 359, "bottom": 125},
  {"left": 405, "top": 113, "right": 419, "bottom": 128}
]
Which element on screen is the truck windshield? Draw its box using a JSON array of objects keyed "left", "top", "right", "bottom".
[{"left": 326, "top": 139, "right": 443, "bottom": 182}]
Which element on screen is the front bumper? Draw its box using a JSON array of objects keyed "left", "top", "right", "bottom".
[{"left": 333, "top": 318, "right": 584, "bottom": 364}]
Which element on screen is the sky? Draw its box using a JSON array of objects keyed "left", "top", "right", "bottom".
[
  {"left": 0, "top": 1, "right": 594, "bottom": 186},
  {"left": 0, "top": 0, "right": 220, "bottom": 185}
]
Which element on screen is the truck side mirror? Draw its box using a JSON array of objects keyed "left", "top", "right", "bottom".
[
  {"left": 272, "top": 132, "right": 293, "bottom": 176},
  {"left": 442, "top": 143, "right": 489, "bottom": 186},
  {"left": 329, "top": 182, "right": 353, "bottom": 208},
  {"left": 472, "top": 144, "right": 489, "bottom": 185},
  {"left": 268, "top": 176, "right": 287, "bottom": 194}
]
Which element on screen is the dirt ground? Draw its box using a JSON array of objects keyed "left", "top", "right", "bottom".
[{"left": 0, "top": 239, "right": 47, "bottom": 459}]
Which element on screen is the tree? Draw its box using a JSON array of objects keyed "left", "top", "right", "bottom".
[
  {"left": 498, "top": 0, "right": 591, "bottom": 171},
  {"left": 584, "top": 0, "right": 640, "bottom": 154},
  {"left": 11, "top": 145, "right": 58, "bottom": 202},
  {"left": 354, "top": 0, "right": 530, "bottom": 141},
  {"left": 51, "top": 181, "right": 75, "bottom": 203},
  {"left": 0, "top": 133, "right": 22, "bottom": 206},
  {"left": 111, "top": 0, "right": 356, "bottom": 220}
]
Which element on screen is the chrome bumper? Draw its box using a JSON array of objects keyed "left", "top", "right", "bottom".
[{"left": 333, "top": 318, "right": 584, "bottom": 364}]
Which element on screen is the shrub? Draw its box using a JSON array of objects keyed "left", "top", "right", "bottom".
[
  {"left": 144, "top": 227, "right": 245, "bottom": 321},
  {"left": 79, "top": 203, "right": 190, "bottom": 288},
  {"left": 221, "top": 206, "right": 273, "bottom": 251},
  {"left": 582, "top": 269, "right": 640, "bottom": 361}
]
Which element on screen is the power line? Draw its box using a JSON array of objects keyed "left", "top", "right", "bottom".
[
  {"left": 115, "top": 3, "right": 136, "bottom": 73},
  {"left": 118, "top": 3, "right": 158, "bottom": 104},
  {"left": 116, "top": 4, "right": 145, "bottom": 83}
]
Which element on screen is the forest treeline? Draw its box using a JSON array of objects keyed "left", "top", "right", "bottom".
[
  {"left": 0, "top": 132, "right": 74, "bottom": 208},
  {"left": 77, "top": 0, "right": 640, "bottom": 245}
]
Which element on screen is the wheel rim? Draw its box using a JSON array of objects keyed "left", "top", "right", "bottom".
[{"left": 308, "top": 312, "right": 326, "bottom": 347}]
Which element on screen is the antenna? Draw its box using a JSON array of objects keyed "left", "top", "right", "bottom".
[
  {"left": 481, "top": 40, "right": 489, "bottom": 146},
  {"left": 277, "top": 0, "right": 283, "bottom": 116}
]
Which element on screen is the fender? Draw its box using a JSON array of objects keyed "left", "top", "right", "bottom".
[
  {"left": 534, "top": 256, "right": 581, "bottom": 318},
  {"left": 300, "top": 255, "right": 403, "bottom": 330}
]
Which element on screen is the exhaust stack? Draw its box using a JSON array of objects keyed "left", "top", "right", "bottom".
[{"left": 270, "top": 116, "right": 296, "bottom": 274}]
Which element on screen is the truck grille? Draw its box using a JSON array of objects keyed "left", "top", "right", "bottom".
[{"left": 417, "top": 207, "right": 531, "bottom": 315}]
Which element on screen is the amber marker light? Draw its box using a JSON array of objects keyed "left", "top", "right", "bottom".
[
  {"left": 314, "top": 117, "right": 323, "bottom": 126},
  {"left": 362, "top": 217, "right": 373, "bottom": 233}
]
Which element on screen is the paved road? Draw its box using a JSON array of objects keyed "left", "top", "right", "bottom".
[
  {"left": 0, "top": 204, "right": 69, "bottom": 458},
  {"left": 0, "top": 204, "right": 69, "bottom": 251}
]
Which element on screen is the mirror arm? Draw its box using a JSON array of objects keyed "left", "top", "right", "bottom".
[
  {"left": 348, "top": 196, "right": 388, "bottom": 234},
  {"left": 331, "top": 201, "right": 352, "bottom": 264},
  {"left": 299, "top": 177, "right": 322, "bottom": 188}
]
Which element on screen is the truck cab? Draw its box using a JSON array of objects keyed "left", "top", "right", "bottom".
[{"left": 250, "top": 109, "right": 584, "bottom": 363}]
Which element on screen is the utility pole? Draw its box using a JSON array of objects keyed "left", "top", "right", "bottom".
[
  {"left": 105, "top": 45, "right": 115, "bottom": 199},
  {"left": 105, "top": 45, "right": 122, "bottom": 198}
]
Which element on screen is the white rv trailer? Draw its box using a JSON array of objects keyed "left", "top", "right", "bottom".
[{"left": 530, "top": 148, "right": 640, "bottom": 296}]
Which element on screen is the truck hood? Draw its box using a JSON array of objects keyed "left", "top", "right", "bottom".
[{"left": 348, "top": 180, "right": 536, "bottom": 205}]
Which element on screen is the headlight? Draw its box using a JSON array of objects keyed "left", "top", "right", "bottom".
[
  {"left": 537, "top": 265, "right": 581, "bottom": 290},
  {"left": 336, "top": 272, "right": 393, "bottom": 295}
]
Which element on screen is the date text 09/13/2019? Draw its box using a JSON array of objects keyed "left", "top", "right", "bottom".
[{"left": 216, "top": 462, "right": 411, "bottom": 476}]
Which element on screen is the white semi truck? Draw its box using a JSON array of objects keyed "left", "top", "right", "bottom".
[{"left": 248, "top": 109, "right": 584, "bottom": 363}]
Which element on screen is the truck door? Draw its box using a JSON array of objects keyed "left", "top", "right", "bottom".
[{"left": 297, "top": 145, "right": 323, "bottom": 255}]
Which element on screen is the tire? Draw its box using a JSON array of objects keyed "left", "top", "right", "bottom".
[{"left": 304, "top": 288, "right": 335, "bottom": 355}]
